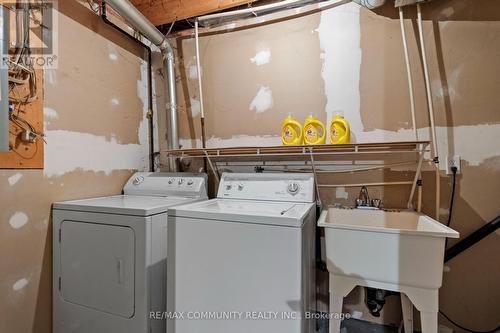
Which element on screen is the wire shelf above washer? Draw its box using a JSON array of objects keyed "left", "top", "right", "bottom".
[
  {"left": 163, "top": 141, "right": 430, "bottom": 159},
  {"left": 163, "top": 141, "right": 430, "bottom": 209}
]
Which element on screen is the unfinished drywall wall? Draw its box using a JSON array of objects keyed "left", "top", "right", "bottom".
[
  {"left": 0, "top": 1, "right": 159, "bottom": 332},
  {"left": 167, "top": 0, "right": 500, "bottom": 331},
  {"left": 170, "top": 12, "right": 324, "bottom": 149}
]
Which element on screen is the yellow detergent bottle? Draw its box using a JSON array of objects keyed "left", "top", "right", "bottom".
[
  {"left": 281, "top": 115, "right": 303, "bottom": 145},
  {"left": 330, "top": 113, "right": 351, "bottom": 144},
  {"left": 303, "top": 115, "right": 326, "bottom": 145}
]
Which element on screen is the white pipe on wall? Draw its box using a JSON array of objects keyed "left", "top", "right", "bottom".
[
  {"left": 417, "top": 3, "right": 440, "bottom": 219},
  {"left": 417, "top": 4, "right": 438, "bottom": 158},
  {"left": 194, "top": 21, "right": 205, "bottom": 120},
  {"left": 399, "top": 7, "right": 418, "bottom": 141},
  {"left": 194, "top": 20, "right": 208, "bottom": 151}
]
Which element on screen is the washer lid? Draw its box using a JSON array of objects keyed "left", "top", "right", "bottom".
[
  {"left": 53, "top": 195, "right": 197, "bottom": 216},
  {"left": 169, "top": 199, "right": 315, "bottom": 227}
]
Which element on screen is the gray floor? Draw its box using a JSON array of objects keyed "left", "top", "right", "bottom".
[
  {"left": 342, "top": 319, "right": 398, "bottom": 333},
  {"left": 317, "top": 318, "right": 398, "bottom": 333}
]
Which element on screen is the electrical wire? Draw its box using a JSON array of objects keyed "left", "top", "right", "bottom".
[
  {"left": 446, "top": 166, "right": 457, "bottom": 227},
  {"left": 444, "top": 166, "right": 457, "bottom": 249},
  {"left": 440, "top": 166, "right": 500, "bottom": 333},
  {"left": 439, "top": 310, "right": 500, "bottom": 333},
  {"left": 4, "top": 1, "right": 43, "bottom": 149},
  {"left": 165, "top": 20, "right": 176, "bottom": 36},
  {"left": 8, "top": 1, "right": 38, "bottom": 103},
  {"left": 9, "top": 113, "right": 45, "bottom": 143}
]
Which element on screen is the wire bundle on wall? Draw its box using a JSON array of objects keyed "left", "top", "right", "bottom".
[{"left": 6, "top": 1, "right": 44, "bottom": 147}]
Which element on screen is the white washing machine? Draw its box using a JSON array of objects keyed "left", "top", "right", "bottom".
[
  {"left": 52, "top": 172, "right": 207, "bottom": 333},
  {"left": 167, "top": 172, "right": 317, "bottom": 333}
]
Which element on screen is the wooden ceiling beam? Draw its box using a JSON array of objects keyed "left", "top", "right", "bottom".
[{"left": 130, "top": 0, "right": 259, "bottom": 26}]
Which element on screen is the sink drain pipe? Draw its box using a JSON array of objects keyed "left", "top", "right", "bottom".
[{"left": 105, "top": 0, "right": 179, "bottom": 169}]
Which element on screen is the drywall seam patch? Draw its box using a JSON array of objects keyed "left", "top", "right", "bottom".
[
  {"left": 107, "top": 43, "right": 119, "bottom": 62},
  {"left": 110, "top": 98, "right": 120, "bottom": 106},
  {"left": 319, "top": 3, "right": 362, "bottom": 133},
  {"left": 336, "top": 186, "right": 349, "bottom": 199},
  {"left": 207, "top": 135, "right": 281, "bottom": 148},
  {"left": 12, "top": 278, "right": 29, "bottom": 291},
  {"left": 250, "top": 49, "right": 271, "bottom": 66},
  {"left": 8, "top": 173, "right": 23, "bottom": 186},
  {"left": 137, "top": 60, "right": 151, "bottom": 166},
  {"left": 43, "top": 130, "right": 148, "bottom": 177},
  {"left": 45, "top": 69, "right": 57, "bottom": 86},
  {"left": 43, "top": 107, "right": 59, "bottom": 120},
  {"left": 188, "top": 64, "right": 199, "bottom": 80},
  {"left": 179, "top": 135, "right": 282, "bottom": 149},
  {"left": 190, "top": 97, "right": 201, "bottom": 117},
  {"left": 250, "top": 86, "right": 274, "bottom": 113},
  {"left": 9, "top": 212, "right": 28, "bottom": 229},
  {"left": 431, "top": 64, "right": 463, "bottom": 100}
]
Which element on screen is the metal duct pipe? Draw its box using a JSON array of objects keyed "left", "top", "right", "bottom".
[
  {"left": 105, "top": 0, "right": 179, "bottom": 152},
  {"left": 352, "top": 0, "right": 386, "bottom": 9},
  {"left": 0, "top": 6, "right": 9, "bottom": 152}
]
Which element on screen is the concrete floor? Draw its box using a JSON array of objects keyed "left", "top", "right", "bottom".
[
  {"left": 317, "top": 318, "right": 398, "bottom": 333},
  {"left": 342, "top": 319, "right": 398, "bottom": 333}
]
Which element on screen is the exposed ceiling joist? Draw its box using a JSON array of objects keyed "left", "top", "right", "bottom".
[{"left": 130, "top": 0, "right": 259, "bottom": 26}]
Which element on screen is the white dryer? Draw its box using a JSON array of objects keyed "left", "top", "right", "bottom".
[
  {"left": 167, "top": 172, "right": 317, "bottom": 333},
  {"left": 52, "top": 172, "right": 207, "bottom": 333}
]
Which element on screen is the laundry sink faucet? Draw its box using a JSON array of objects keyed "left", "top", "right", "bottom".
[
  {"left": 355, "top": 186, "right": 381, "bottom": 209},
  {"left": 356, "top": 186, "right": 370, "bottom": 207}
]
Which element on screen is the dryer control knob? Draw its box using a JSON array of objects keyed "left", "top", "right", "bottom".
[
  {"left": 287, "top": 182, "right": 300, "bottom": 195},
  {"left": 133, "top": 176, "right": 145, "bottom": 185},
  {"left": 187, "top": 180, "right": 194, "bottom": 186},
  {"left": 168, "top": 178, "right": 174, "bottom": 185},
  {"left": 178, "top": 179, "right": 185, "bottom": 185}
]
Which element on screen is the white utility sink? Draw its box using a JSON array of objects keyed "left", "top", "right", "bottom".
[{"left": 318, "top": 207, "right": 459, "bottom": 333}]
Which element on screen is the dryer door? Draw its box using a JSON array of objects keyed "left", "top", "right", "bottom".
[{"left": 60, "top": 220, "right": 135, "bottom": 318}]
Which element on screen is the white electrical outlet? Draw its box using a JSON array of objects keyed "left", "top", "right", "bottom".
[{"left": 446, "top": 155, "right": 461, "bottom": 175}]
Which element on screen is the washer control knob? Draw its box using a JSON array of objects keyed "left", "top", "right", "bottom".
[
  {"left": 226, "top": 184, "right": 232, "bottom": 191},
  {"left": 178, "top": 179, "right": 185, "bottom": 185},
  {"left": 187, "top": 179, "right": 194, "bottom": 186},
  {"left": 133, "top": 176, "right": 144, "bottom": 186},
  {"left": 238, "top": 183, "right": 244, "bottom": 191},
  {"left": 287, "top": 182, "right": 300, "bottom": 195},
  {"left": 168, "top": 178, "right": 174, "bottom": 185}
]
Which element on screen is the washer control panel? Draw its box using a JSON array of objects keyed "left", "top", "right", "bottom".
[
  {"left": 217, "top": 173, "right": 315, "bottom": 203},
  {"left": 124, "top": 172, "right": 208, "bottom": 198}
]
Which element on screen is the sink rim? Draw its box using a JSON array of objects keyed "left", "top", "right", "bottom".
[{"left": 317, "top": 208, "right": 459, "bottom": 238}]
